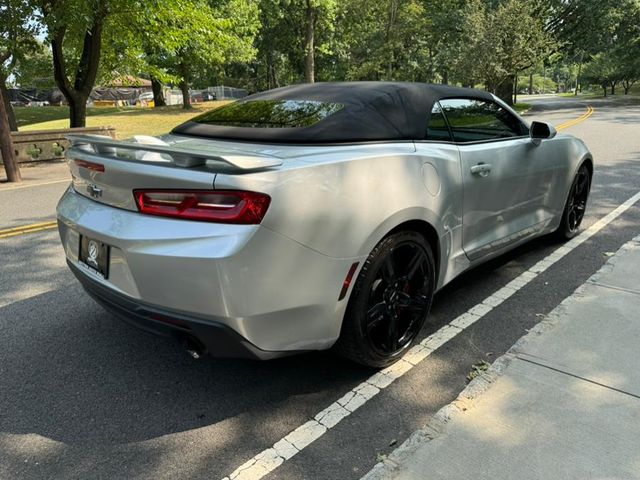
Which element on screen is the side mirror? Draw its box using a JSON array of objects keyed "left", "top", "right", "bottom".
[{"left": 530, "top": 121, "right": 557, "bottom": 146}]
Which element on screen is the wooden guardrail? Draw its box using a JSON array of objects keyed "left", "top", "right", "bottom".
[{"left": 0, "top": 126, "right": 116, "bottom": 165}]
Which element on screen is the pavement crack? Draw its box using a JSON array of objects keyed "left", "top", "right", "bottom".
[
  {"left": 589, "top": 281, "right": 640, "bottom": 296},
  {"left": 516, "top": 355, "right": 640, "bottom": 400}
]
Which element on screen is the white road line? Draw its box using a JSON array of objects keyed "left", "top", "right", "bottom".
[{"left": 221, "top": 190, "right": 640, "bottom": 480}]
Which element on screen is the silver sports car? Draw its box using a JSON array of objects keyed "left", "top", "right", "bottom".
[{"left": 57, "top": 82, "right": 592, "bottom": 367}]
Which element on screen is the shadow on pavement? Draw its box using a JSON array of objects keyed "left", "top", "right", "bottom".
[{"left": 0, "top": 286, "right": 373, "bottom": 445}]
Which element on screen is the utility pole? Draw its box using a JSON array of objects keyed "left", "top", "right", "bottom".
[{"left": 0, "top": 87, "right": 21, "bottom": 182}]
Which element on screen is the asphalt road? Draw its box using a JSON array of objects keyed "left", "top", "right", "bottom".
[{"left": 1, "top": 96, "right": 640, "bottom": 480}]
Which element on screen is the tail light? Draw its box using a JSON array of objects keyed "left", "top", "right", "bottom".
[
  {"left": 75, "top": 159, "right": 105, "bottom": 172},
  {"left": 133, "top": 190, "right": 271, "bottom": 224}
]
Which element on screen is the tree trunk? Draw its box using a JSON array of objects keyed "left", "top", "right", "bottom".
[
  {"left": 304, "top": 0, "right": 315, "bottom": 83},
  {"left": 270, "top": 62, "right": 279, "bottom": 89},
  {"left": 179, "top": 59, "right": 192, "bottom": 110},
  {"left": 610, "top": 82, "right": 616, "bottom": 95},
  {"left": 0, "top": 83, "right": 18, "bottom": 131},
  {"left": 151, "top": 76, "right": 166, "bottom": 107},
  {"left": 266, "top": 52, "right": 273, "bottom": 89},
  {"left": 485, "top": 79, "right": 495, "bottom": 95},
  {"left": 384, "top": 0, "right": 399, "bottom": 80},
  {"left": 513, "top": 75, "right": 518, "bottom": 104},
  {"left": 442, "top": 70, "right": 449, "bottom": 85},
  {"left": 0, "top": 87, "right": 21, "bottom": 182},
  {"left": 602, "top": 83, "right": 608, "bottom": 97},
  {"left": 495, "top": 77, "right": 514, "bottom": 106},
  {"left": 266, "top": 50, "right": 279, "bottom": 89},
  {"left": 528, "top": 73, "right": 533, "bottom": 95},
  {"left": 68, "top": 95, "right": 89, "bottom": 128},
  {"left": 180, "top": 80, "right": 191, "bottom": 109},
  {"left": 270, "top": 63, "right": 279, "bottom": 89},
  {"left": 574, "top": 61, "right": 582, "bottom": 96},
  {"left": 49, "top": 14, "right": 104, "bottom": 128}
]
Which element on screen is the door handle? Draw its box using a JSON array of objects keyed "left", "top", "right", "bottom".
[{"left": 470, "top": 163, "right": 492, "bottom": 177}]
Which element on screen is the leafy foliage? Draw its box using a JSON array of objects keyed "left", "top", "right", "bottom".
[
  {"left": 0, "top": 0, "right": 42, "bottom": 129},
  {"left": 0, "top": 0, "right": 40, "bottom": 75},
  {"left": 3, "top": 0, "right": 640, "bottom": 128},
  {"left": 11, "top": 41, "right": 54, "bottom": 88}
]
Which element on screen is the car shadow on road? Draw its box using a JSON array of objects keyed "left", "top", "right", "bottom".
[
  {"left": 0, "top": 232, "right": 75, "bottom": 309},
  {"left": 0, "top": 285, "right": 376, "bottom": 445},
  {"left": 587, "top": 104, "right": 640, "bottom": 125}
]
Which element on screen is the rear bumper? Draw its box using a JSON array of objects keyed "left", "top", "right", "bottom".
[
  {"left": 68, "top": 259, "right": 287, "bottom": 360},
  {"left": 57, "top": 187, "right": 362, "bottom": 353}
]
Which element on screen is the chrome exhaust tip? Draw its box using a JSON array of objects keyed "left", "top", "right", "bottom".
[{"left": 182, "top": 336, "right": 204, "bottom": 360}]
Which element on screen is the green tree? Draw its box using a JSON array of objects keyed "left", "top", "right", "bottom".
[
  {"left": 454, "top": 0, "right": 555, "bottom": 104},
  {"left": 0, "top": 0, "right": 39, "bottom": 182},
  {"left": 12, "top": 41, "right": 54, "bottom": 90},
  {"left": 240, "top": 0, "right": 303, "bottom": 90},
  {"left": 546, "top": 0, "right": 639, "bottom": 95},
  {"left": 249, "top": 0, "right": 335, "bottom": 86},
  {"left": 0, "top": 0, "right": 39, "bottom": 131},
  {"left": 617, "top": 46, "right": 640, "bottom": 94},
  {"left": 607, "top": 0, "right": 640, "bottom": 94},
  {"left": 426, "top": 0, "right": 468, "bottom": 84},
  {"left": 36, "top": 0, "right": 234, "bottom": 124},
  {"left": 0, "top": 80, "right": 19, "bottom": 181},
  {"left": 300, "top": 0, "right": 336, "bottom": 82},
  {"left": 330, "top": 0, "right": 431, "bottom": 81},
  {"left": 582, "top": 53, "right": 616, "bottom": 96},
  {"left": 135, "top": 0, "right": 259, "bottom": 109},
  {"left": 37, "top": 0, "right": 135, "bottom": 127}
]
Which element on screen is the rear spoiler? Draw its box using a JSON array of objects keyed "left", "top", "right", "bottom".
[{"left": 66, "top": 134, "right": 283, "bottom": 171}]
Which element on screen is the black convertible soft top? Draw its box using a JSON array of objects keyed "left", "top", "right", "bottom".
[{"left": 172, "top": 82, "right": 494, "bottom": 144}]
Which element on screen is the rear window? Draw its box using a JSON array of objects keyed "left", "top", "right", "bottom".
[{"left": 190, "top": 100, "right": 344, "bottom": 128}]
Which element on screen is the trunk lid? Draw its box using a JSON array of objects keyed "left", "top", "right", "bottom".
[{"left": 66, "top": 134, "right": 283, "bottom": 211}]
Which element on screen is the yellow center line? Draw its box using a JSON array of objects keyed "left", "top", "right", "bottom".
[
  {"left": 0, "top": 221, "right": 58, "bottom": 239},
  {"left": 556, "top": 105, "right": 594, "bottom": 131}
]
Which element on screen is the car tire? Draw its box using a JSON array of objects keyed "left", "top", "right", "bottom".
[
  {"left": 556, "top": 164, "right": 591, "bottom": 240},
  {"left": 335, "top": 231, "right": 436, "bottom": 368}
]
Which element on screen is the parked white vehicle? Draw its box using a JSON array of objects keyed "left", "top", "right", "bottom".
[{"left": 57, "top": 82, "right": 592, "bottom": 367}]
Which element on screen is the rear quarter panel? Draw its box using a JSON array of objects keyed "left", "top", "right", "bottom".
[{"left": 215, "top": 142, "right": 463, "bottom": 288}]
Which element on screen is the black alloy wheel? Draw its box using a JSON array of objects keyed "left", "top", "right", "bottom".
[
  {"left": 557, "top": 164, "right": 591, "bottom": 239},
  {"left": 336, "top": 231, "right": 436, "bottom": 368}
]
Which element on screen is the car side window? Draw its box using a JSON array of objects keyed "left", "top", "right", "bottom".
[
  {"left": 425, "top": 102, "right": 452, "bottom": 142},
  {"left": 439, "top": 98, "right": 528, "bottom": 143}
]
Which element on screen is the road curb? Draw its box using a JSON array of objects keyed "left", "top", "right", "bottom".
[{"left": 361, "top": 233, "right": 640, "bottom": 480}]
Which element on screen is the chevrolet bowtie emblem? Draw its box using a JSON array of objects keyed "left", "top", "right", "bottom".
[{"left": 87, "top": 184, "right": 103, "bottom": 199}]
